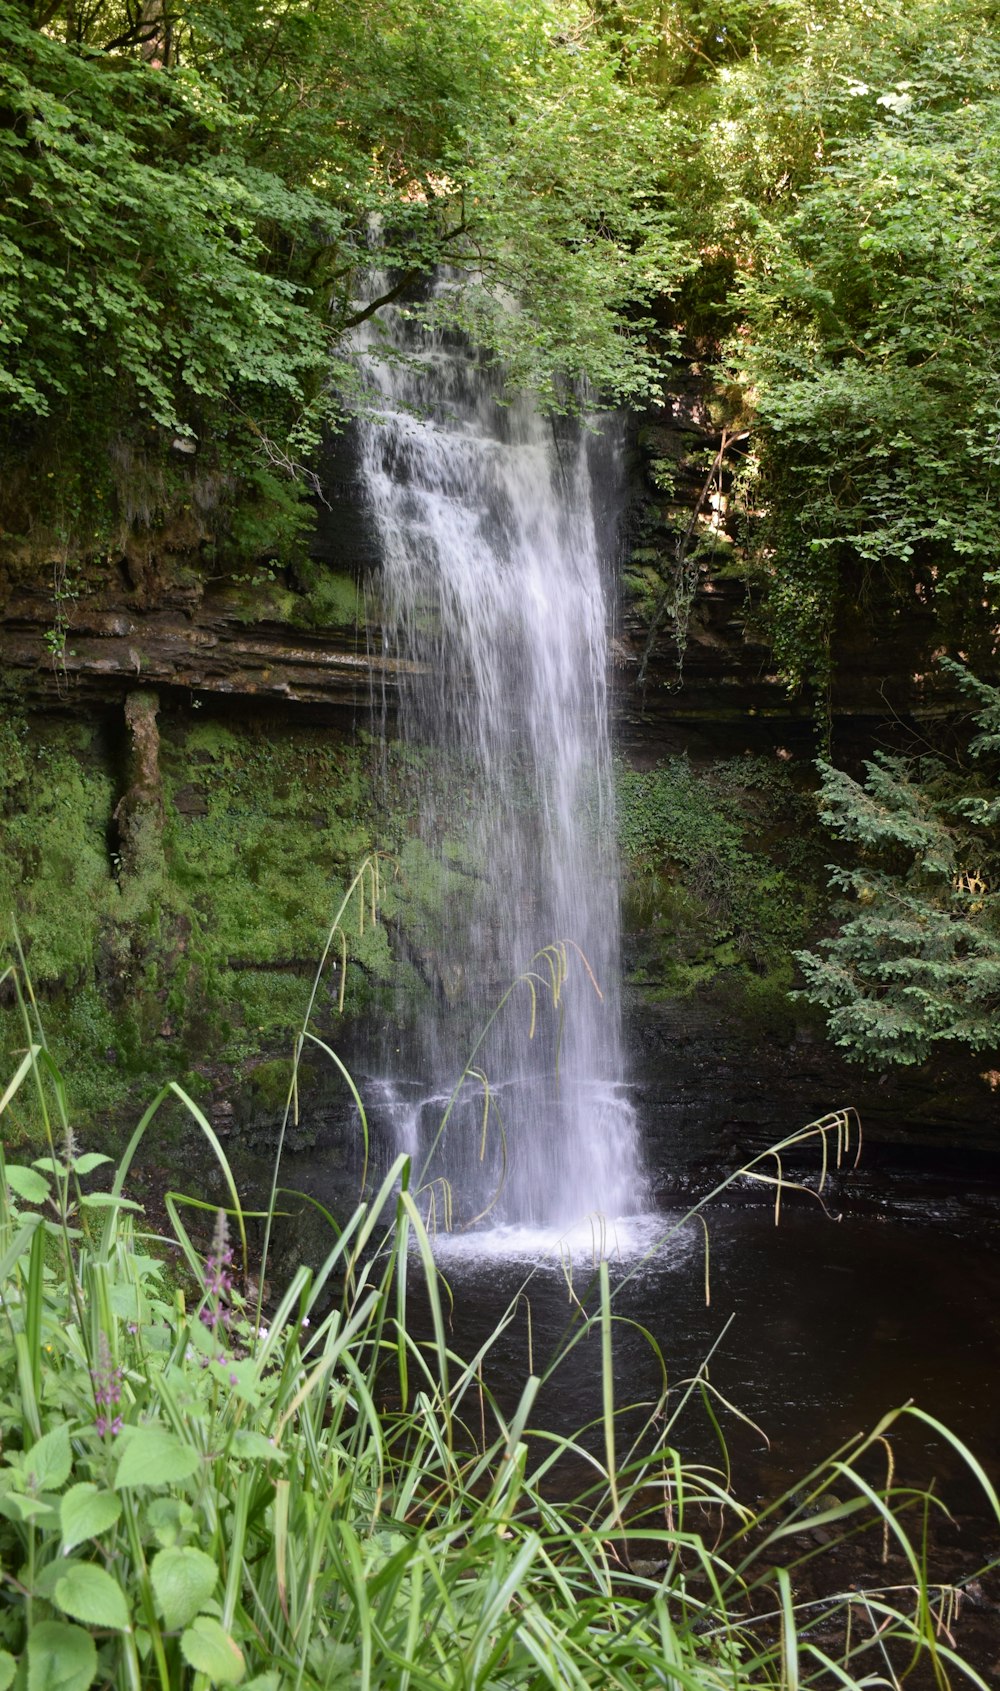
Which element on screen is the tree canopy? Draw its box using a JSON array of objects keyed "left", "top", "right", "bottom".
[
  {"left": 685, "top": 0, "right": 1000, "bottom": 691},
  {"left": 0, "top": 0, "right": 686, "bottom": 557},
  {"left": 5, "top": 0, "right": 999, "bottom": 652}
]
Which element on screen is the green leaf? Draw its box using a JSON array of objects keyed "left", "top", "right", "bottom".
[
  {"left": 114, "top": 1427, "right": 200, "bottom": 1490},
  {"left": 25, "top": 1425, "right": 72, "bottom": 1492},
  {"left": 79, "top": 1194, "right": 143, "bottom": 1212},
  {"left": 34, "top": 1563, "right": 66, "bottom": 1602},
  {"left": 151, "top": 1546, "right": 218, "bottom": 1629},
  {"left": 145, "top": 1496, "right": 195, "bottom": 1547},
  {"left": 211, "top": 1357, "right": 259, "bottom": 1402},
  {"left": 0, "top": 1650, "right": 15, "bottom": 1691},
  {"left": 53, "top": 1563, "right": 129, "bottom": 1631},
  {"left": 230, "top": 1430, "right": 286, "bottom": 1463},
  {"left": 6, "top": 1165, "right": 51, "bottom": 1204},
  {"left": 26, "top": 1621, "right": 97, "bottom": 1691},
  {"left": 180, "top": 1618, "right": 245, "bottom": 1684},
  {"left": 72, "top": 1153, "right": 112, "bottom": 1175},
  {"left": 61, "top": 1483, "right": 121, "bottom": 1552},
  {"left": 108, "top": 1284, "right": 148, "bottom": 1321},
  {"left": 0, "top": 1493, "right": 54, "bottom": 1522}
]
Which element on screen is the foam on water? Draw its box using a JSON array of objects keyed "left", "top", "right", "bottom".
[{"left": 427, "top": 1211, "right": 690, "bottom": 1272}]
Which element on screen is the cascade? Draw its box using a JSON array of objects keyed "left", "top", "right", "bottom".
[{"left": 355, "top": 283, "right": 646, "bottom": 1232}]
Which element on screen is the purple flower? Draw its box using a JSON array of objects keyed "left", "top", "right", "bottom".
[
  {"left": 91, "top": 1333, "right": 123, "bottom": 1436},
  {"left": 200, "top": 1210, "right": 235, "bottom": 1334},
  {"left": 202, "top": 1251, "right": 233, "bottom": 1301}
]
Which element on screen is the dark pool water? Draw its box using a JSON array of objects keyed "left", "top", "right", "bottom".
[
  {"left": 272, "top": 1122, "right": 1000, "bottom": 1517},
  {"left": 265, "top": 1084, "right": 1000, "bottom": 1565},
  {"left": 420, "top": 1199, "right": 1000, "bottom": 1517}
]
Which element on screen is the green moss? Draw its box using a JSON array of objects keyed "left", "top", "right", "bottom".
[
  {"left": 159, "top": 723, "right": 397, "bottom": 1056},
  {"left": 618, "top": 754, "right": 827, "bottom": 1002},
  {"left": 225, "top": 581, "right": 301, "bottom": 624},
  {"left": 290, "top": 565, "right": 364, "bottom": 630},
  {"left": 0, "top": 714, "right": 831, "bottom": 1137},
  {"left": 0, "top": 711, "right": 412, "bottom": 1134},
  {"left": 621, "top": 564, "right": 663, "bottom": 621},
  {"left": 0, "top": 718, "right": 117, "bottom": 985}
]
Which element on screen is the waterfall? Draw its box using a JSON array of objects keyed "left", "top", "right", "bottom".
[{"left": 355, "top": 282, "right": 646, "bottom": 1232}]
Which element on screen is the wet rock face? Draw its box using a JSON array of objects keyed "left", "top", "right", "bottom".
[
  {"left": 113, "top": 689, "right": 164, "bottom": 881},
  {"left": 628, "top": 984, "right": 1000, "bottom": 1196},
  {"left": 0, "top": 575, "right": 408, "bottom": 719},
  {"left": 0, "top": 382, "right": 962, "bottom": 744},
  {"left": 613, "top": 387, "right": 971, "bottom": 754}
]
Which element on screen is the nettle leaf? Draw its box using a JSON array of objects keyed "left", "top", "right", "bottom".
[
  {"left": 230, "top": 1430, "right": 286, "bottom": 1464},
  {"left": 26, "top": 1620, "right": 97, "bottom": 1691},
  {"left": 61, "top": 1483, "right": 121, "bottom": 1552},
  {"left": 71, "top": 1153, "right": 112, "bottom": 1175},
  {"left": 108, "top": 1284, "right": 149, "bottom": 1322},
  {"left": 6, "top": 1165, "right": 51, "bottom": 1204},
  {"left": 114, "top": 1427, "right": 200, "bottom": 1490},
  {"left": 210, "top": 1357, "right": 260, "bottom": 1403},
  {"left": 53, "top": 1563, "right": 129, "bottom": 1631},
  {"left": 180, "top": 1618, "right": 245, "bottom": 1685},
  {"left": 146, "top": 1496, "right": 196, "bottom": 1547},
  {"left": 151, "top": 1545, "right": 219, "bottom": 1629},
  {"left": 0, "top": 1649, "right": 14, "bottom": 1691},
  {"left": 24, "top": 1425, "right": 72, "bottom": 1493},
  {"left": 0, "top": 1493, "right": 54, "bottom": 1523}
]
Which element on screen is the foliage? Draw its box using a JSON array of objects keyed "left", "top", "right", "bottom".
[
  {"left": 592, "top": 0, "right": 1000, "bottom": 697},
  {"left": 617, "top": 755, "right": 821, "bottom": 984},
  {"left": 795, "top": 664, "right": 1000, "bottom": 1064},
  {"left": 708, "top": 0, "right": 1000, "bottom": 691},
  {"left": 0, "top": 951, "right": 997, "bottom": 1688},
  {"left": 0, "top": 0, "right": 687, "bottom": 566}
]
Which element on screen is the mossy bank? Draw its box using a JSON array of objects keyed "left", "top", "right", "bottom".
[{"left": 0, "top": 690, "right": 834, "bottom": 1146}]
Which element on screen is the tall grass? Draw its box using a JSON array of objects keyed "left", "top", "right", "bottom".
[{"left": 0, "top": 899, "right": 998, "bottom": 1689}]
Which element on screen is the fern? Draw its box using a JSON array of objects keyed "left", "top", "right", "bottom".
[{"left": 796, "top": 666, "right": 1000, "bottom": 1064}]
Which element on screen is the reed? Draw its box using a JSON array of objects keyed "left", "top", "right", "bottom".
[{"left": 0, "top": 940, "right": 996, "bottom": 1689}]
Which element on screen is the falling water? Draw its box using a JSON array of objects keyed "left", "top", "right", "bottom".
[{"left": 355, "top": 281, "right": 646, "bottom": 1232}]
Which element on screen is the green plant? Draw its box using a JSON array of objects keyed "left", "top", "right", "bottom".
[
  {"left": 0, "top": 905, "right": 998, "bottom": 1687},
  {"left": 0, "top": 0, "right": 690, "bottom": 587},
  {"left": 713, "top": 0, "right": 1000, "bottom": 695},
  {"left": 795, "top": 663, "right": 1000, "bottom": 1065},
  {"left": 617, "top": 756, "right": 820, "bottom": 980}
]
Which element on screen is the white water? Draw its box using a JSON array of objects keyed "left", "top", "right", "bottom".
[{"left": 355, "top": 281, "right": 647, "bottom": 1233}]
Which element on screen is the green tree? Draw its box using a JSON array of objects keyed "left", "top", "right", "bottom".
[
  {"left": 705, "top": 0, "right": 1000, "bottom": 692},
  {"left": 795, "top": 664, "right": 1000, "bottom": 1065},
  {"left": 0, "top": 0, "right": 687, "bottom": 568}
]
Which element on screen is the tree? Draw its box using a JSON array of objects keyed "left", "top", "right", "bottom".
[
  {"left": 0, "top": 0, "right": 687, "bottom": 569},
  {"left": 708, "top": 0, "right": 1000, "bottom": 692},
  {"left": 795, "top": 664, "right": 1000, "bottom": 1065}
]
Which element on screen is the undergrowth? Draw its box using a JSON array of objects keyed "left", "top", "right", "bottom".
[{"left": 0, "top": 863, "right": 997, "bottom": 1687}]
